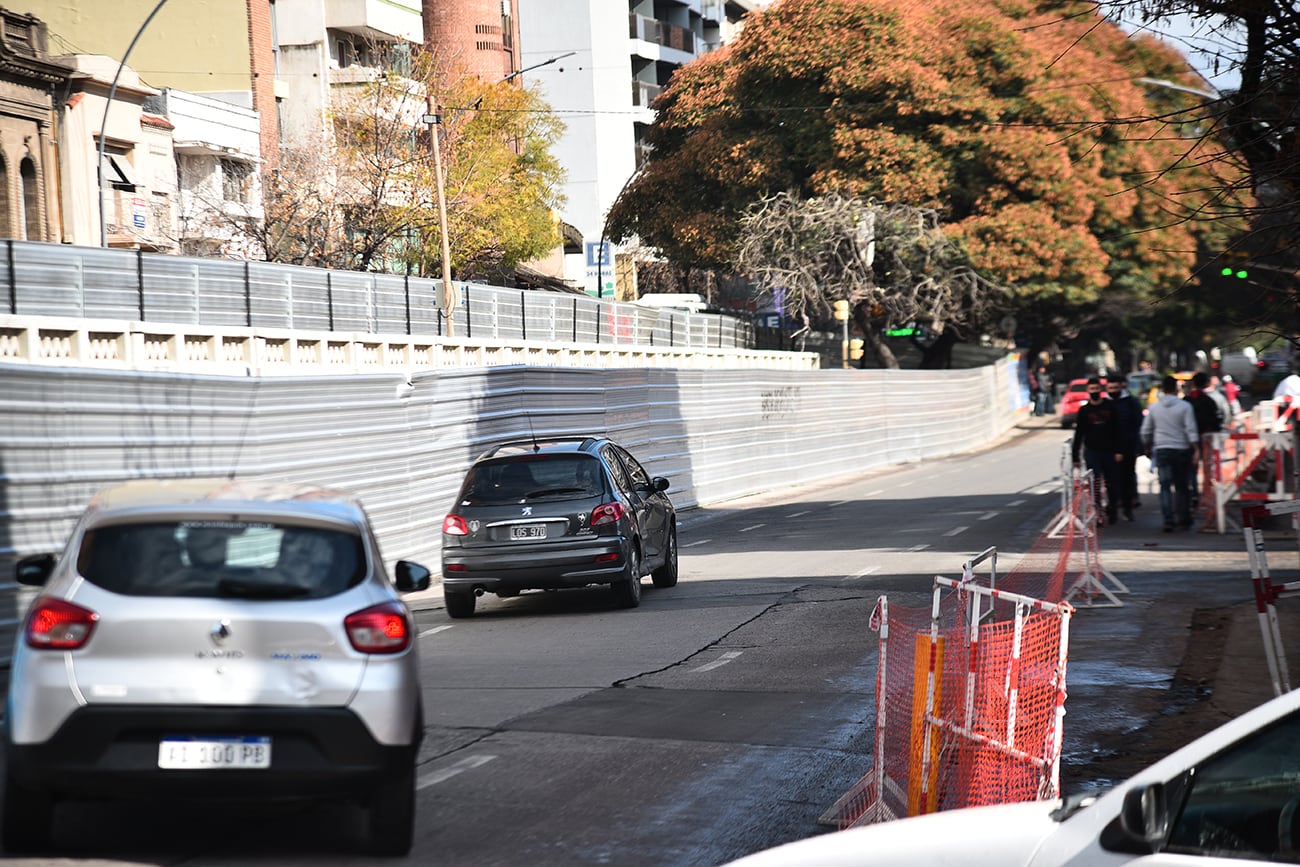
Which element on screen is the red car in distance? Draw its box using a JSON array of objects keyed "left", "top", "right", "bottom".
[{"left": 1058, "top": 377, "right": 1107, "bottom": 428}]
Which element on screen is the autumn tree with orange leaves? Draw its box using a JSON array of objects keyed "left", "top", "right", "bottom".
[{"left": 606, "top": 0, "right": 1248, "bottom": 360}]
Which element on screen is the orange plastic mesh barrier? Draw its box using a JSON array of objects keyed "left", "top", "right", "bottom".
[{"left": 827, "top": 580, "right": 1071, "bottom": 829}]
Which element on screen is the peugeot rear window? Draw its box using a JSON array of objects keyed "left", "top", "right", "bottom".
[
  {"left": 76, "top": 520, "right": 365, "bottom": 599},
  {"left": 460, "top": 456, "right": 604, "bottom": 506}
]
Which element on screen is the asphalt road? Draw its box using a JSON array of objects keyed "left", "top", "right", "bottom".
[{"left": 5, "top": 422, "right": 1284, "bottom": 866}]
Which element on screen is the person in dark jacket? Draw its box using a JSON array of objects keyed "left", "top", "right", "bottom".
[
  {"left": 1071, "top": 376, "right": 1125, "bottom": 525},
  {"left": 1184, "top": 371, "right": 1224, "bottom": 510},
  {"left": 1106, "top": 373, "right": 1144, "bottom": 520}
]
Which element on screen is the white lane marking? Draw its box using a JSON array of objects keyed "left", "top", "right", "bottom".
[
  {"left": 786, "top": 510, "right": 812, "bottom": 518},
  {"left": 739, "top": 524, "right": 765, "bottom": 533},
  {"left": 864, "top": 489, "right": 885, "bottom": 497},
  {"left": 1029, "top": 486, "right": 1057, "bottom": 496},
  {"left": 691, "top": 651, "right": 743, "bottom": 673},
  {"left": 1007, "top": 499, "right": 1026, "bottom": 507},
  {"left": 895, "top": 481, "right": 913, "bottom": 488},
  {"left": 842, "top": 565, "right": 880, "bottom": 581},
  {"left": 683, "top": 539, "right": 711, "bottom": 548},
  {"left": 943, "top": 526, "right": 968, "bottom": 537},
  {"left": 417, "top": 755, "right": 497, "bottom": 790},
  {"left": 420, "top": 625, "right": 454, "bottom": 638},
  {"left": 908, "top": 543, "right": 931, "bottom": 552},
  {"left": 979, "top": 511, "right": 999, "bottom": 521},
  {"left": 830, "top": 499, "right": 853, "bottom": 507}
]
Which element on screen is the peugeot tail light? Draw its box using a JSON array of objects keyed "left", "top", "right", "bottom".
[{"left": 590, "top": 502, "right": 625, "bottom": 527}]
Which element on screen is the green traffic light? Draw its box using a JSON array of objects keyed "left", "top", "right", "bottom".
[
  {"left": 1221, "top": 267, "right": 1233, "bottom": 276},
  {"left": 1237, "top": 270, "right": 1248, "bottom": 279}
]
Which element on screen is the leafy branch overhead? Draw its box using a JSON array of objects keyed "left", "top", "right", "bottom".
[{"left": 735, "top": 192, "right": 1004, "bottom": 367}]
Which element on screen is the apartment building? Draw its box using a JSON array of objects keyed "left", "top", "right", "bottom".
[
  {"left": 273, "top": 0, "right": 423, "bottom": 147},
  {"left": 518, "top": 0, "right": 757, "bottom": 296}
]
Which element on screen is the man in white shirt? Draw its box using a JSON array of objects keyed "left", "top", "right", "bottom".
[
  {"left": 1140, "top": 376, "right": 1200, "bottom": 531},
  {"left": 1273, "top": 368, "right": 1300, "bottom": 402}
]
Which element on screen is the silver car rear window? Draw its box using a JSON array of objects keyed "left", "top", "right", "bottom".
[
  {"left": 460, "top": 456, "right": 605, "bottom": 506},
  {"left": 76, "top": 521, "right": 364, "bottom": 599}
]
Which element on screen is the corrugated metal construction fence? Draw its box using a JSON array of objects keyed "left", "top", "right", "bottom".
[
  {"left": 2, "top": 239, "right": 751, "bottom": 350},
  {"left": 0, "top": 355, "right": 1025, "bottom": 661}
]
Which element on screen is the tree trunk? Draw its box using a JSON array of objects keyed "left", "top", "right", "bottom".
[
  {"left": 917, "top": 329, "right": 959, "bottom": 369},
  {"left": 856, "top": 309, "right": 899, "bottom": 369}
]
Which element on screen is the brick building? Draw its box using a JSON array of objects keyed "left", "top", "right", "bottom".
[{"left": 423, "top": 0, "right": 521, "bottom": 81}]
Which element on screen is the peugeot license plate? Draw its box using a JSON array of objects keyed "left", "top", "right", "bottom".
[
  {"left": 510, "top": 524, "right": 546, "bottom": 540},
  {"left": 158, "top": 736, "right": 271, "bottom": 769}
]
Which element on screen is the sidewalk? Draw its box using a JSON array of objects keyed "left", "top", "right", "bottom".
[{"left": 1026, "top": 409, "right": 1300, "bottom": 788}]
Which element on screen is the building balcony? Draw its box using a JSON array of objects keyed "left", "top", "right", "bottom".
[
  {"left": 629, "top": 14, "right": 696, "bottom": 55},
  {"left": 105, "top": 189, "right": 177, "bottom": 253},
  {"left": 632, "top": 79, "right": 662, "bottom": 108},
  {"left": 325, "top": 0, "right": 422, "bottom": 43}
]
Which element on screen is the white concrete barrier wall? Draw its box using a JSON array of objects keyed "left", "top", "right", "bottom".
[{"left": 0, "top": 355, "right": 1025, "bottom": 655}]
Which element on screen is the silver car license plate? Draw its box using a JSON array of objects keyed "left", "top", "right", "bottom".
[
  {"left": 510, "top": 524, "right": 546, "bottom": 540},
  {"left": 158, "top": 736, "right": 271, "bottom": 769}
]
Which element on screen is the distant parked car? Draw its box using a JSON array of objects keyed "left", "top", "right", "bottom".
[
  {"left": 1058, "top": 378, "right": 1102, "bottom": 428},
  {"left": 726, "top": 685, "right": 1300, "bottom": 866},
  {"left": 4, "top": 479, "right": 431, "bottom": 856},
  {"left": 440, "top": 436, "right": 678, "bottom": 617}
]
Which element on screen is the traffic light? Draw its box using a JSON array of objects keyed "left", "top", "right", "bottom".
[
  {"left": 1220, "top": 266, "right": 1249, "bottom": 280},
  {"left": 832, "top": 300, "right": 850, "bottom": 321},
  {"left": 849, "top": 338, "right": 864, "bottom": 361}
]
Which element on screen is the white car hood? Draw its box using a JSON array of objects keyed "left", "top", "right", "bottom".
[{"left": 727, "top": 799, "right": 1061, "bottom": 866}]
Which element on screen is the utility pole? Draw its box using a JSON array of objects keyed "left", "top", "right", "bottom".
[{"left": 424, "top": 96, "right": 456, "bottom": 336}]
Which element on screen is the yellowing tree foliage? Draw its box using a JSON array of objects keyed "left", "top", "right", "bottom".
[{"left": 606, "top": 0, "right": 1247, "bottom": 337}]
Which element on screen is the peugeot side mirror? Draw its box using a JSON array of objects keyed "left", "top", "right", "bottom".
[
  {"left": 652, "top": 477, "right": 671, "bottom": 493},
  {"left": 394, "top": 560, "right": 432, "bottom": 593},
  {"left": 15, "top": 553, "right": 56, "bottom": 587}
]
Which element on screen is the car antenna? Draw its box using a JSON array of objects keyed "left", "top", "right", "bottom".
[{"left": 526, "top": 413, "right": 540, "bottom": 453}]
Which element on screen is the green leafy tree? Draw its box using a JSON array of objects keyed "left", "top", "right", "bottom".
[
  {"left": 263, "top": 49, "right": 566, "bottom": 278},
  {"left": 606, "top": 0, "right": 1248, "bottom": 356}
]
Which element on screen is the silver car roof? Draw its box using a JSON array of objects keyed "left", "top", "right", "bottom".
[{"left": 80, "top": 479, "right": 368, "bottom": 528}]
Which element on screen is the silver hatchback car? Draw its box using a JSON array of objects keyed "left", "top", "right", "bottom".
[{"left": 3, "top": 479, "right": 430, "bottom": 856}]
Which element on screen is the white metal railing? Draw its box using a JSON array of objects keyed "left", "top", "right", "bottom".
[{"left": 0, "top": 314, "right": 819, "bottom": 375}]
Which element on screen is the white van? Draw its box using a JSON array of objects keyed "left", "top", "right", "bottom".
[{"left": 629, "top": 293, "right": 707, "bottom": 314}]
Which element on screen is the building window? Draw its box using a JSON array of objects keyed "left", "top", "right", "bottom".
[
  {"left": 20, "top": 157, "right": 39, "bottom": 241},
  {"left": 220, "top": 158, "right": 252, "bottom": 204},
  {"left": 100, "top": 147, "right": 140, "bottom": 192}
]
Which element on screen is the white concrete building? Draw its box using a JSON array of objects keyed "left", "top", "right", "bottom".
[
  {"left": 150, "top": 89, "right": 264, "bottom": 259},
  {"left": 56, "top": 55, "right": 178, "bottom": 251},
  {"left": 518, "top": 0, "right": 757, "bottom": 297},
  {"left": 272, "top": 0, "right": 423, "bottom": 148}
]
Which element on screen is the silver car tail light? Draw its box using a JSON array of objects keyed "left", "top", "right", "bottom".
[
  {"left": 344, "top": 602, "right": 412, "bottom": 654},
  {"left": 25, "top": 597, "right": 99, "bottom": 650}
]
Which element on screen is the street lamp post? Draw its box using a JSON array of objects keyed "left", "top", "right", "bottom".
[
  {"left": 97, "top": 0, "right": 170, "bottom": 248},
  {"left": 418, "top": 52, "right": 574, "bottom": 335},
  {"left": 423, "top": 98, "right": 456, "bottom": 336}
]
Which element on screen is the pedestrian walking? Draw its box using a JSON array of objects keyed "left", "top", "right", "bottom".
[
  {"left": 1221, "top": 374, "right": 1242, "bottom": 415},
  {"left": 1106, "top": 373, "right": 1143, "bottom": 519},
  {"left": 1141, "top": 375, "right": 1199, "bottom": 532},
  {"left": 1028, "top": 365, "right": 1042, "bottom": 416},
  {"left": 1071, "top": 376, "right": 1124, "bottom": 525},
  {"left": 1205, "top": 374, "right": 1234, "bottom": 429},
  {"left": 1184, "top": 371, "right": 1224, "bottom": 511},
  {"left": 1037, "top": 365, "right": 1055, "bottom": 415}
]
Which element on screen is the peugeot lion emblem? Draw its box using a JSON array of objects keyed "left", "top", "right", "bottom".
[
  {"left": 522, "top": 506, "right": 533, "bottom": 516},
  {"left": 209, "top": 619, "right": 232, "bottom": 645}
]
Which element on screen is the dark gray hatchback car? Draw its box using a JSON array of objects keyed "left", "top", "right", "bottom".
[{"left": 440, "top": 437, "right": 678, "bottom": 617}]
